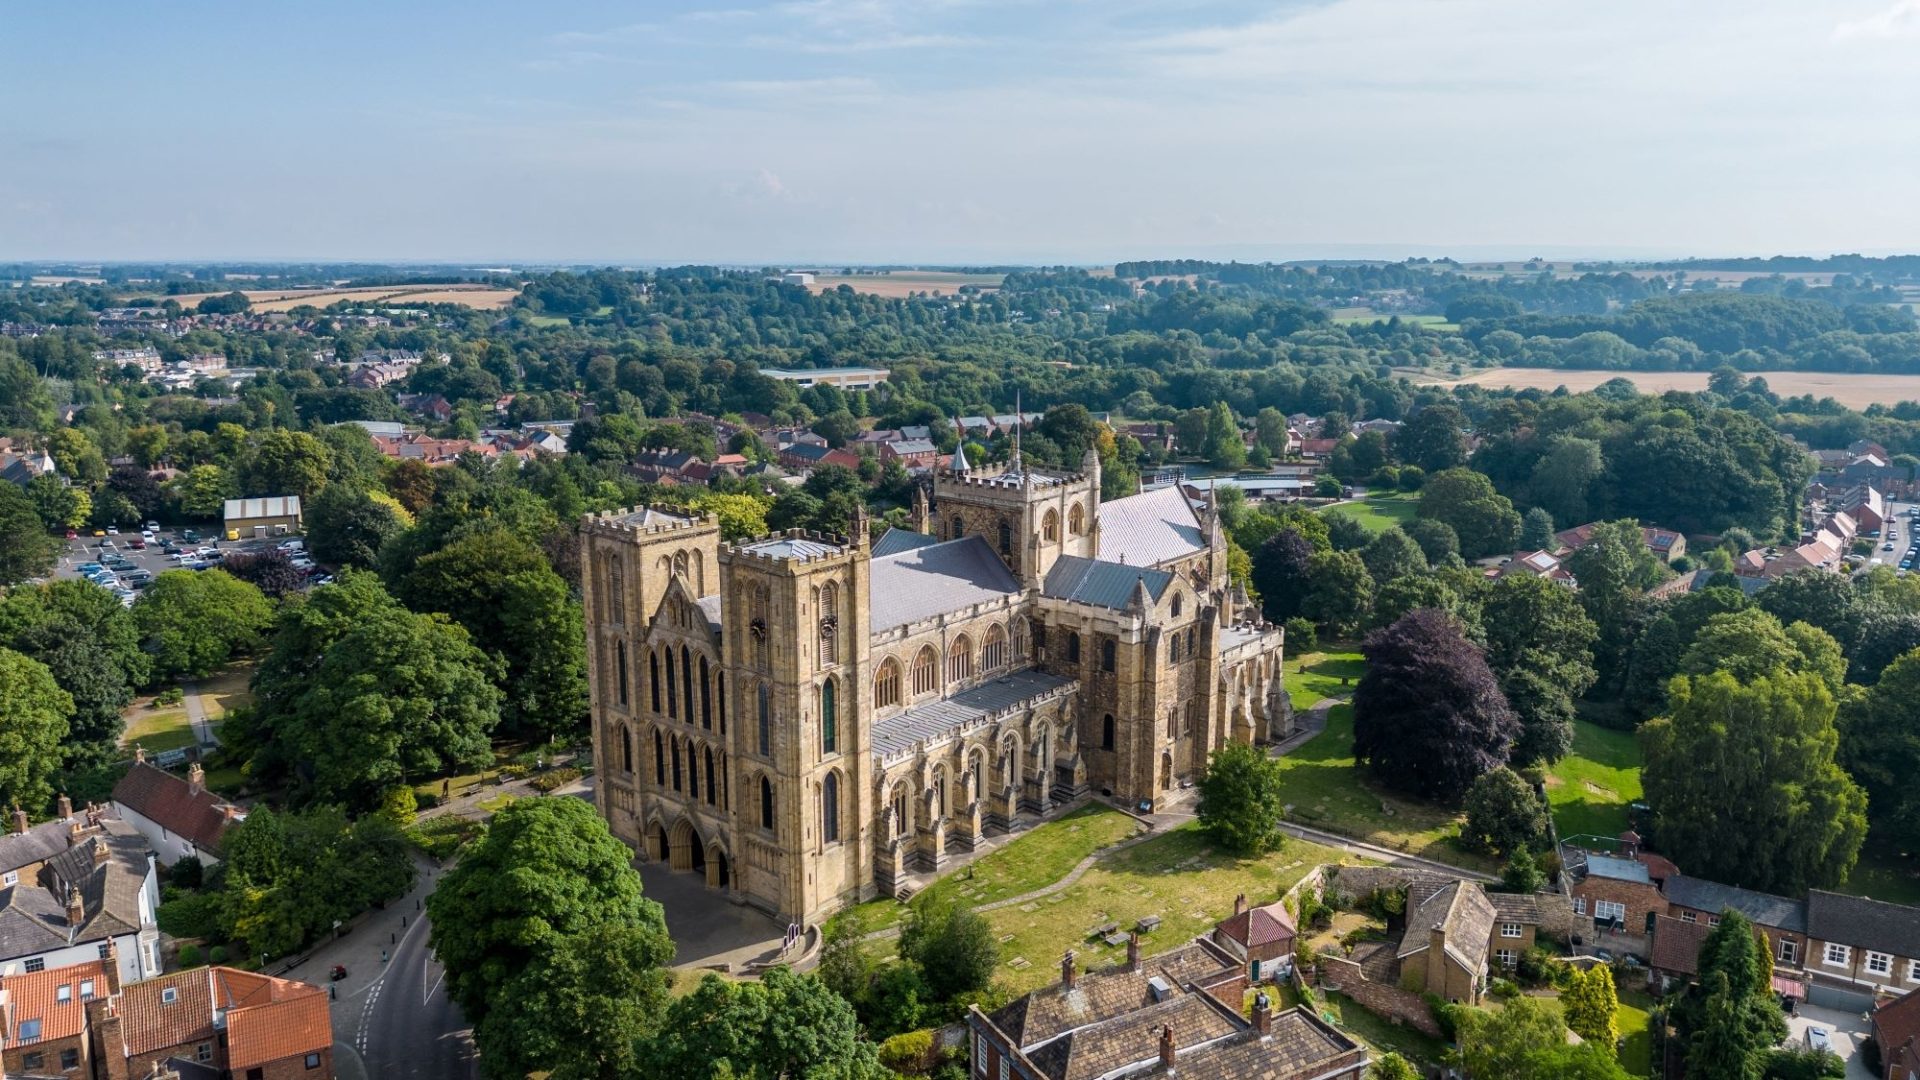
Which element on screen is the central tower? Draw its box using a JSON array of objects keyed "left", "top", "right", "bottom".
[{"left": 932, "top": 445, "right": 1101, "bottom": 587}]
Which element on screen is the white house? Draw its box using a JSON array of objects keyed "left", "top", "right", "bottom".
[
  {"left": 0, "top": 804, "right": 162, "bottom": 986},
  {"left": 112, "top": 759, "right": 240, "bottom": 867}
]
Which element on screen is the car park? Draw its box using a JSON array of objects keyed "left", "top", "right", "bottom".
[
  {"left": 128, "top": 537, "right": 146, "bottom": 550},
  {"left": 144, "top": 521, "right": 160, "bottom": 532},
  {"left": 182, "top": 529, "right": 199, "bottom": 542},
  {"left": 64, "top": 528, "right": 77, "bottom": 540},
  {"left": 106, "top": 526, "right": 118, "bottom": 535}
]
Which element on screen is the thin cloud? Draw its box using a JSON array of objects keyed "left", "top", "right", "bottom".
[{"left": 1834, "top": 0, "right": 1920, "bottom": 39}]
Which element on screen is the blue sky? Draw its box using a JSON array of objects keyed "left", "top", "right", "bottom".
[{"left": 5, "top": 0, "right": 1920, "bottom": 263}]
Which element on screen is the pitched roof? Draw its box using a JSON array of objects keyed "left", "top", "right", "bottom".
[
  {"left": 1096, "top": 486, "right": 1205, "bottom": 568},
  {"left": 1662, "top": 875, "right": 1805, "bottom": 933},
  {"left": 1874, "top": 987, "right": 1920, "bottom": 1078},
  {"left": 1807, "top": 890, "right": 1920, "bottom": 958},
  {"left": 1042, "top": 556, "right": 1173, "bottom": 609},
  {"left": 736, "top": 536, "right": 844, "bottom": 560},
  {"left": 1130, "top": 1008, "right": 1364, "bottom": 1080},
  {"left": 872, "top": 527, "right": 940, "bottom": 558},
  {"left": 1583, "top": 855, "right": 1653, "bottom": 885},
  {"left": 113, "top": 762, "right": 235, "bottom": 855},
  {"left": 218, "top": 969, "right": 333, "bottom": 1069},
  {"left": 1649, "top": 914, "right": 1715, "bottom": 976},
  {"left": 988, "top": 941, "right": 1237, "bottom": 1049},
  {"left": 119, "top": 970, "right": 218, "bottom": 1056},
  {"left": 1397, "top": 881, "right": 1498, "bottom": 973},
  {"left": 869, "top": 669, "right": 1075, "bottom": 760},
  {"left": 1215, "top": 900, "right": 1297, "bottom": 949},
  {"left": 1023, "top": 991, "right": 1239, "bottom": 1080},
  {"left": 0, "top": 958, "right": 110, "bottom": 1047},
  {"left": 868, "top": 536, "right": 1021, "bottom": 631}
]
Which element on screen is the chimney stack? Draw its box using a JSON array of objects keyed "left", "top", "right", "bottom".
[
  {"left": 1252, "top": 991, "right": 1273, "bottom": 1037},
  {"left": 67, "top": 883, "right": 85, "bottom": 927},
  {"left": 1061, "top": 951, "right": 1076, "bottom": 991},
  {"left": 134, "top": 745, "right": 145, "bottom": 764},
  {"left": 1127, "top": 932, "right": 1142, "bottom": 972},
  {"left": 10, "top": 805, "right": 26, "bottom": 835},
  {"left": 103, "top": 941, "right": 122, "bottom": 995},
  {"left": 57, "top": 792, "right": 72, "bottom": 820},
  {"left": 68, "top": 819, "right": 84, "bottom": 846},
  {"left": 1234, "top": 893, "right": 1248, "bottom": 916},
  {"left": 188, "top": 763, "right": 205, "bottom": 795},
  {"left": 1158, "top": 1025, "right": 1176, "bottom": 1070},
  {"left": 91, "top": 837, "right": 110, "bottom": 867}
]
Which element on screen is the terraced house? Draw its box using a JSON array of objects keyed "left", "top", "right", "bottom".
[{"left": 581, "top": 447, "right": 1289, "bottom": 923}]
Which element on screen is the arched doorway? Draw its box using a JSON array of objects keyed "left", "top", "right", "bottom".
[
  {"left": 649, "top": 823, "right": 669, "bottom": 862},
  {"left": 1160, "top": 752, "right": 1174, "bottom": 791},
  {"left": 706, "top": 841, "right": 731, "bottom": 890},
  {"left": 669, "top": 818, "right": 703, "bottom": 872}
]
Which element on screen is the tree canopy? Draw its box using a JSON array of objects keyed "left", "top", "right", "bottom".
[{"left": 1354, "top": 608, "right": 1519, "bottom": 802}]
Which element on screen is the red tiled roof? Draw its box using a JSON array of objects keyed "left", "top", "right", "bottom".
[
  {"left": 112, "top": 762, "right": 233, "bottom": 855},
  {"left": 1649, "top": 915, "right": 1713, "bottom": 976},
  {"left": 219, "top": 970, "right": 332, "bottom": 1069},
  {"left": 118, "top": 971, "right": 216, "bottom": 1056},
  {"left": 1215, "top": 900, "right": 1297, "bottom": 949},
  {"left": 1876, "top": 988, "right": 1920, "bottom": 1080},
  {"left": 0, "top": 958, "right": 110, "bottom": 1046}
]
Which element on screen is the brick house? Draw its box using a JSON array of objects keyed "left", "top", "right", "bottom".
[
  {"left": 879, "top": 439, "right": 940, "bottom": 469},
  {"left": 0, "top": 957, "right": 113, "bottom": 1077},
  {"left": 1211, "top": 894, "right": 1297, "bottom": 982},
  {"left": 968, "top": 936, "right": 1367, "bottom": 1080},
  {"left": 1871, "top": 987, "right": 1920, "bottom": 1080},
  {"left": 94, "top": 966, "right": 334, "bottom": 1079},
  {"left": 1804, "top": 890, "right": 1920, "bottom": 1011},
  {"left": 1660, "top": 875, "right": 1808, "bottom": 971},
  {"left": 1567, "top": 852, "right": 1669, "bottom": 945}
]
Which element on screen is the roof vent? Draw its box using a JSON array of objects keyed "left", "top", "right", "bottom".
[{"left": 1147, "top": 975, "right": 1173, "bottom": 1002}]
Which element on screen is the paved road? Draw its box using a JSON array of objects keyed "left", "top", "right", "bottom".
[{"left": 355, "top": 910, "right": 476, "bottom": 1080}]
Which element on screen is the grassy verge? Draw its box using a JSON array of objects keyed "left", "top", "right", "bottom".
[
  {"left": 1547, "top": 721, "right": 1644, "bottom": 842},
  {"left": 198, "top": 663, "right": 255, "bottom": 717},
  {"left": 1616, "top": 988, "right": 1655, "bottom": 1076},
  {"left": 984, "top": 826, "right": 1366, "bottom": 994},
  {"left": 1318, "top": 990, "right": 1451, "bottom": 1066},
  {"left": 1274, "top": 704, "right": 1493, "bottom": 871},
  {"left": 1317, "top": 493, "right": 1420, "bottom": 535},
  {"left": 829, "top": 803, "right": 1142, "bottom": 938},
  {"left": 1283, "top": 650, "right": 1366, "bottom": 710},
  {"left": 125, "top": 708, "right": 197, "bottom": 752}
]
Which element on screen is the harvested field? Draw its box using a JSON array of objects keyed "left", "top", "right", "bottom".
[
  {"left": 1430, "top": 367, "right": 1920, "bottom": 409},
  {"left": 147, "top": 284, "right": 521, "bottom": 311},
  {"left": 805, "top": 271, "right": 1002, "bottom": 297}
]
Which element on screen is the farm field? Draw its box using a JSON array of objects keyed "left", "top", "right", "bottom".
[
  {"left": 1330, "top": 309, "right": 1458, "bottom": 331},
  {"left": 1430, "top": 367, "right": 1920, "bottom": 409},
  {"left": 154, "top": 283, "right": 521, "bottom": 311},
  {"left": 804, "top": 270, "right": 1002, "bottom": 297}
]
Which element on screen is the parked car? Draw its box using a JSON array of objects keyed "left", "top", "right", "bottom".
[
  {"left": 1805, "top": 1026, "right": 1832, "bottom": 1053},
  {"left": 182, "top": 529, "right": 199, "bottom": 542},
  {"left": 64, "top": 529, "right": 77, "bottom": 540},
  {"left": 278, "top": 539, "right": 305, "bottom": 553},
  {"left": 128, "top": 537, "right": 146, "bottom": 550},
  {"left": 90, "top": 528, "right": 105, "bottom": 538},
  {"left": 144, "top": 520, "right": 160, "bottom": 532},
  {"left": 105, "top": 526, "right": 118, "bottom": 536}
]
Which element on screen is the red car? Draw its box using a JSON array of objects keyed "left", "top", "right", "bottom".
[
  {"left": 64, "top": 529, "right": 77, "bottom": 539},
  {"left": 128, "top": 537, "right": 146, "bottom": 550}
]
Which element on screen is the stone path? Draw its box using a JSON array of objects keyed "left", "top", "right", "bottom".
[{"left": 181, "top": 679, "right": 217, "bottom": 748}]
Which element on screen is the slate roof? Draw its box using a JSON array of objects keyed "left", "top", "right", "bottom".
[
  {"left": 1397, "top": 881, "right": 1497, "bottom": 974},
  {"left": 872, "top": 527, "right": 940, "bottom": 558},
  {"left": 1662, "top": 875, "right": 1806, "bottom": 933},
  {"left": 870, "top": 670, "right": 1075, "bottom": 759},
  {"left": 736, "top": 536, "right": 844, "bottom": 560},
  {"left": 1132, "top": 1009, "right": 1364, "bottom": 1080},
  {"left": 868, "top": 536, "right": 1021, "bottom": 631},
  {"left": 1096, "top": 485, "right": 1205, "bottom": 568},
  {"left": 113, "top": 762, "right": 235, "bottom": 856},
  {"left": 1043, "top": 556, "right": 1173, "bottom": 609},
  {"left": 1488, "top": 892, "right": 1544, "bottom": 924},
  {"left": 1584, "top": 855, "right": 1653, "bottom": 885},
  {"left": 1215, "top": 900, "right": 1297, "bottom": 949},
  {"left": 0, "top": 816, "right": 148, "bottom": 963},
  {"left": 1807, "top": 890, "right": 1920, "bottom": 958},
  {"left": 988, "top": 941, "right": 1238, "bottom": 1048},
  {"left": 0, "top": 818, "right": 81, "bottom": 877},
  {"left": 1024, "top": 992, "right": 1239, "bottom": 1080},
  {"left": 610, "top": 507, "right": 691, "bottom": 528},
  {"left": 693, "top": 595, "right": 723, "bottom": 632},
  {"left": 1649, "top": 914, "right": 1715, "bottom": 977}
]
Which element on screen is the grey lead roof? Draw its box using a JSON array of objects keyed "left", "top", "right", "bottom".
[
  {"left": 869, "top": 669, "right": 1076, "bottom": 759},
  {"left": 1097, "top": 486, "right": 1204, "bottom": 568},
  {"left": 1584, "top": 855, "right": 1652, "bottom": 884},
  {"left": 1663, "top": 875, "right": 1806, "bottom": 932},
  {"left": 736, "top": 536, "right": 844, "bottom": 560},
  {"left": 1042, "top": 556, "right": 1172, "bottom": 610},
  {"left": 868, "top": 536, "right": 1021, "bottom": 630},
  {"left": 694, "top": 595, "right": 723, "bottom": 632},
  {"left": 873, "top": 527, "right": 940, "bottom": 558}
]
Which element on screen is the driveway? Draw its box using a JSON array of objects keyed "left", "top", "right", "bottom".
[{"left": 1785, "top": 1003, "right": 1876, "bottom": 1079}]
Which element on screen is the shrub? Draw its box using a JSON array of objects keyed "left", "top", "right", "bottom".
[
  {"left": 1397, "top": 466, "right": 1425, "bottom": 491},
  {"left": 530, "top": 766, "right": 583, "bottom": 793},
  {"left": 177, "top": 944, "right": 204, "bottom": 969},
  {"left": 157, "top": 892, "right": 223, "bottom": 940},
  {"left": 154, "top": 686, "right": 185, "bottom": 707},
  {"left": 208, "top": 945, "right": 228, "bottom": 964},
  {"left": 377, "top": 785, "right": 417, "bottom": 827},
  {"left": 1488, "top": 977, "right": 1520, "bottom": 999},
  {"left": 1762, "top": 1044, "right": 1845, "bottom": 1080},
  {"left": 1423, "top": 993, "right": 1460, "bottom": 1039},
  {"left": 1284, "top": 617, "right": 1318, "bottom": 651},
  {"left": 169, "top": 855, "right": 204, "bottom": 890},
  {"left": 877, "top": 1030, "right": 937, "bottom": 1074}
]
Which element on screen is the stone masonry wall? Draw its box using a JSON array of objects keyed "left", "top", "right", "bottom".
[{"left": 1317, "top": 956, "right": 1443, "bottom": 1038}]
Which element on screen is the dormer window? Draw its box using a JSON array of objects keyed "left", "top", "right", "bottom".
[{"left": 161, "top": 987, "right": 179, "bottom": 1005}]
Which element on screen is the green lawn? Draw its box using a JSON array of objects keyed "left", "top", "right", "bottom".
[
  {"left": 1317, "top": 493, "right": 1420, "bottom": 535},
  {"left": 985, "top": 826, "right": 1364, "bottom": 994},
  {"left": 1283, "top": 650, "right": 1366, "bottom": 710},
  {"left": 828, "top": 803, "right": 1143, "bottom": 938},
  {"left": 1274, "top": 703, "right": 1493, "bottom": 871},
  {"left": 1616, "top": 988, "right": 1655, "bottom": 1076},
  {"left": 124, "top": 708, "right": 197, "bottom": 753},
  {"left": 1547, "top": 721, "right": 1644, "bottom": 843}
]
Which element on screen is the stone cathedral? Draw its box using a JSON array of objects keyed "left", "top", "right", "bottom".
[{"left": 582, "top": 445, "right": 1289, "bottom": 925}]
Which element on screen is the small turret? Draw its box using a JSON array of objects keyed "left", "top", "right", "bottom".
[{"left": 912, "top": 486, "right": 931, "bottom": 534}]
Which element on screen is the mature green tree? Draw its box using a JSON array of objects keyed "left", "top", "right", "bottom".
[
  {"left": 26, "top": 473, "right": 88, "bottom": 530},
  {"left": 1622, "top": 586, "right": 1751, "bottom": 718},
  {"left": 1360, "top": 527, "right": 1427, "bottom": 584},
  {"left": 1480, "top": 574, "right": 1598, "bottom": 765},
  {"left": 1529, "top": 436, "right": 1605, "bottom": 526},
  {"left": 632, "top": 968, "right": 892, "bottom": 1080},
  {"left": 1405, "top": 518, "right": 1462, "bottom": 566},
  {"left": 1417, "top": 468, "right": 1521, "bottom": 559},
  {"left": 428, "top": 798, "right": 672, "bottom": 1025},
  {"left": 238, "top": 429, "right": 333, "bottom": 499},
  {"left": 1325, "top": 512, "right": 1372, "bottom": 553},
  {"left": 1756, "top": 571, "right": 1863, "bottom": 649},
  {"left": 1393, "top": 403, "right": 1469, "bottom": 473},
  {"left": 1500, "top": 846, "right": 1546, "bottom": 894},
  {"left": 1370, "top": 572, "right": 1477, "bottom": 632},
  {"left": 393, "top": 529, "right": 586, "bottom": 739},
  {"left": 0, "top": 648, "right": 73, "bottom": 812},
  {"left": 47, "top": 428, "right": 107, "bottom": 486},
  {"left": 219, "top": 807, "right": 413, "bottom": 961},
  {"left": 0, "top": 483, "right": 59, "bottom": 585},
  {"left": 1251, "top": 528, "right": 1317, "bottom": 624},
  {"left": 1462, "top": 767, "right": 1546, "bottom": 855},
  {"left": 1302, "top": 550, "right": 1373, "bottom": 637},
  {"left": 7, "top": 622, "right": 129, "bottom": 769},
  {"left": 131, "top": 570, "right": 274, "bottom": 679},
  {"left": 1201, "top": 402, "right": 1246, "bottom": 470},
  {"left": 1255, "top": 407, "right": 1291, "bottom": 458},
  {"left": 1677, "top": 910, "right": 1787, "bottom": 1080},
  {"left": 1455, "top": 995, "right": 1628, "bottom": 1080},
  {"left": 898, "top": 899, "right": 998, "bottom": 1003},
  {"left": 1679, "top": 609, "right": 1844, "bottom": 692},
  {"left": 305, "top": 484, "right": 402, "bottom": 569},
  {"left": 1368, "top": 1053, "right": 1421, "bottom": 1080},
  {"left": 473, "top": 921, "right": 671, "bottom": 1080},
  {"left": 1565, "top": 519, "right": 1663, "bottom": 694},
  {"left": 166, "top": 464, "right": 235, "bottom": 521},
  {"left": 1641, "top": 671, "right": 1866, "bottom": 894},
  {"left": 1519, "top": 506, "right": 1557, "bottom": 551},
  {"left": 1354, "top": 609, "right": 1519, "bottom": 802},
  {"left": 1197, "top": 741, "right": 1289, "bottom": 856},
  {"left": 1841, "top": 648, "right": 1920, "bottom": 850},
  {"left": 1561, "top": 965, "right": 1620, "bottom": 1055}
]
